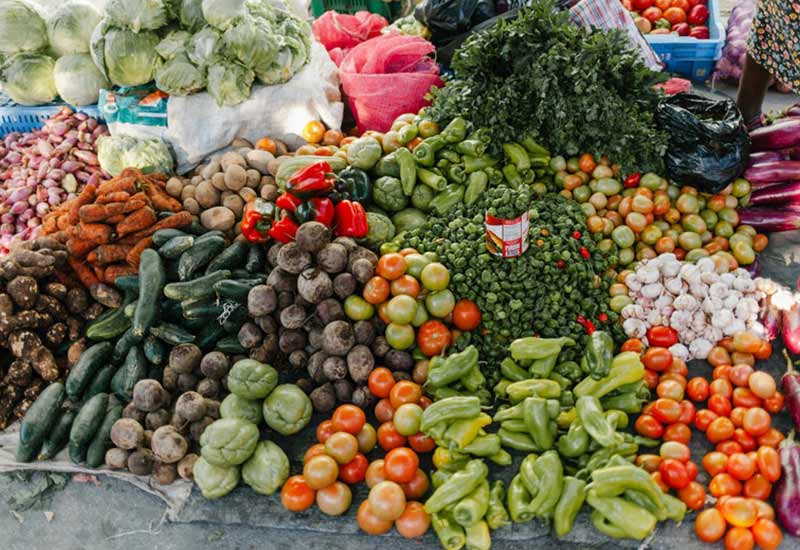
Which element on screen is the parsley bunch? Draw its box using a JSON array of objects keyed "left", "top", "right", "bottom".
[{"left": 427, "top": 0, "right": 668, "bottom": 173}]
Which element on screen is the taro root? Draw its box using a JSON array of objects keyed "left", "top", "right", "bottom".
[
  {"left": 110, "top": 418, "right": 145, "bottom": 450},
  {"left": 151, "top": 425, "right": 189, "bottom": 464},
  {"left": 175, "top": 391, "right": 207, "bottom": 422},
  {"left": 132, "top": 380, "right": 167, "bottom": 412},
  {"left": 128, "top": 449, "right": 156, "bottom": 475}
]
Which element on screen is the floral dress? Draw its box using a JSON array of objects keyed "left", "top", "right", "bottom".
[{"left": 747, "top": 0, "right": 800, "bottom": 93}]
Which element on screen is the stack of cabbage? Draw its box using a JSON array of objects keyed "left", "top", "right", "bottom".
[
  {"left": 0, "top": 0, "right": 109, "bottom": 105},
  {"left": 91, "top": 0, "right": 313, "bottom": 106}
]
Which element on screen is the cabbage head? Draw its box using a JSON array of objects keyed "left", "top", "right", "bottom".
[
  {"left": 0, "top": 0, "right": 48, "bottom": 54},
  {"left": 105, "top": 0, "right": 171, "bottom": 32},
  {"left": 98, "top": 135, "right": 174, "bottom": 176},
  {"left": 155, "top": 53, "right": 204, "bottom": 96},
  {"left": 46, "top": 2, "right": 102, "bottom": 56},
  {"left": 92, "top": 23, "right": 161, "bottom": 86},
  {"left": 222, "top": 19, "right": 278, "bottom": 74},
  {"left": 0, "top": 53, "right": 56, "bottom": 105},
  {"left": 201, "top": 0, "right": 245, "bottom": 31},
  {"left": 207, "top": 61, "right": 253, "bottom": 106},
  {"left": 179, "top": 0, "right": 204, "bottom": 31},
  {"left": 256, "top": 46, "right": 292, "bottom": 85},
  {"left": 54, "top": 53, "right": 109, "bottom": 106},
  {"left": 187, "top": 26, "right": 221, "bottom": 67},
  {"left": 156, "top": 30, "right": 192, "bottom": 60}
]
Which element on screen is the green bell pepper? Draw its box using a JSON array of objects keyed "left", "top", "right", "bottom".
[
  {"left": 574, "top": 352, "right": 644, "bottom": 399},
  {"left": 554, "top": 360, "right": 583, "bottom": 382},
  {"left": 336, "top": 167, "right": 371, "bottom": 203},
  {"left": 414, "top": 136, "right": 446, "bottom": 166},
  {"left": 500, "top": 357, "right": 528, "bottom": 382},
  {"left": 462, "top": 434, "right": 501, "bottom": 457},
  {"left": 425, "top": 459, "right": 488, "bottom": 514},
  {"left": 426, "top": 346, "right": 479, "bottom": 389},
  {"left": 576, "top": 396, "right": 617, "bottom": 447},
  {"left": 463, "top": 154, "right": 498, "bottom": 174},
  {"left": 585, "top": 330, "right": 614, "bottom": 380},
  {"left": 441, "top": 117, "right": 467, "bottom": 143},
  {"left": 590, "top": 464, "right": 667, "bottom": 518},
  {"left": 417, "top": 167, "right": 448, "bottom": 191},
  {"left": 553, "top": 476, "right": 587, "bottom": 537},
  {"left": 464, "top": 170, "right": 488, "bottom": 206},
  {"left": 498, "top": 428, "right": 541, "bottom": 452},
  {"left": 447, "top": 164, "right": 466, "bottom": 185},
  {"left": 438, "top": 149, "right": 461, "bottom": 164},
  {"left": 530, "top": 353, "right": 558, "bottom": 378},
  {"left": 601, "top": 390, "right": 648, "bottom": 414}
]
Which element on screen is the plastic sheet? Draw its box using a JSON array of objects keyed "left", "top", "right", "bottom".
[{"left": 656, "top": 93, "right": 750, "bottom": 193}]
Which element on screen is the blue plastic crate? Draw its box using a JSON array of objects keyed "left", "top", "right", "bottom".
[
  {"left": 0, "top": 94, "right": 103, "bottom": 135},
  {"left": 645, "top": 0, "right": 725, "bottom": 81}
]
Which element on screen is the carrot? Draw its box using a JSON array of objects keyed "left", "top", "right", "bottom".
[
  {"left": 97, "top": 176, "right": 137, "bottom": 197},
  {"left": 95, "top": 244, "right": 134, "bottom": 265},
  {"left": 117, "top": 207, "right": 157, "bottom": 236},
  {"left": 118, "top": 211, "right": 192, "bottom": 243},
  {"left": 67, "top": 238, "right": 98, "bottom": 258},
  {"left": 68, "top": 183, "right": 96, "bottom": 225},
  {"left": 143, "top": 183, "right": 182, "bottom": 212},
  {"left": 106, "top": 215, "right": 125, "bottom": 224},
  {"left": 123, "top": 199, "right": 148, "bottom": 213},
  {"left": 79, "top": 204, "right": 110, "bottom": 223},
  {"left": 93, "top": 265, "right": 105, "bottom": 281},
  {"left": 87, "top": 250, "right": 98, "bottom": 264},
  {"left": 103, "top": 264, "right": 138, "bottom": 284},
  {"left": 42, "top": 214, "right": 58, "bottom": 235},
  {"left": 95, "top": 191, "right": 130, "bottom": 204},
  {"left": 68, "top": 255, "right": 100, "bottom": 288},
  {"left": 57, "top": 213, "right": 70, "bottom": 231},
  {"left": 77, "top": 222, "right": 112, "bottom": 244},
  {"left": 126, "top": 237, "right": 153, "bottom": 267}
]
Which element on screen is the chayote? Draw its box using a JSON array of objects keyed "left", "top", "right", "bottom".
[
  {"left": 262, "top": 384, "right": 312, "bottom": 436},
  {"left": 226, "top": 359, "right": 277, "bottom": 399},
  {"left": 193, "top": 456, "right": 239, "bottom": 499},
  {"left": 200, "top": 418, "right": 259, "bottom": 466},
  {"left": 220, "top": 393, "right": 262, "bottom": 424},
  {"left": 241, "top": 440, "right": 289, "bottom": 495}
]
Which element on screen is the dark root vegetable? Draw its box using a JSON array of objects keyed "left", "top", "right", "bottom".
[
  {"left": 105, "top": 448, "right": 129, "bottom": 469},
  {"left": 151, "top": 425, "right": 189, "bottom": 464},
  {"left": 308, "top": 328, "right": 324, "bottom": 349},
  {"left": 248, "top": 285, "right": 278, "bottom": 316},
  {"left": 333, "top": 273, "right": 357, "bottom": 299},
  {"left": 316, "top": 243, "right": 348, "bottom": 274},
  {"left": 296, "top": 378, "right": 314, "bottom": 394},
  {"left": 175, "top": 391, "right": 207, "bottom": 422},
  {"left": 280, "top": 304, "right": 307, "bottom": 329},
  {"left": 197, "top": 378, "right": 220, "bottom": 399},
  {"left": 255, "top": 314, "right": 278, "bottom": 335},
  {"left": 122, "top": 402, "right": 146, "bottom": 424},
  {"left": 190, "top": 416, "right": 215, "bottom": 442},
  {"left": 169, "top": 344, "right": 203, "bottom": 374},
  {"left": 297, "top": 269, "right": 333, "bottom": 304},
  {"left": 295, "top": 221, "right": 331, "bottom": 253},
  {"left": 351, "top": 386, "right": 375, "bottom": 410},
  {"left": 238, "top": 322, "right": 263, "bottom": 349},
  {"left": 277, "top": 243, "right": 312, "bottom": 274},
  {"left": 111, "top": 418, "right": 145, "bottom": 450},
  {"left": 350, "top": 258, "right": 374, "bottom": 284},
  {"left": 278, "top": 329, "right": 306, "bottom": 354},
  {"left": 310, "top": 382, "right": 336, "bottom": 413},
  {"left": 322, "top": 320, "right": 355, "bottom": 356},
  {"left": 333, "top": 379, "right": 354, "bottom": 403},
  {"left": 267, "top": 242, "right": 283, "bottom": 267},
  {"left": 347, "top": 344, "right": 375, "bottom": 383},
  {"left": 152, "top": 461, "right": 178, "bottom": 485},
  {"left": 392, "top": 371, "right": 412, "bottom": 382},
  {"left": 348, "top": 247, "right": 378, "bottom": 270},
  {"left": 204, "top": 399, "right": 221, "bottom": 420},
  {"left": 371, "top": 336, "right": 390, "bottom": 358},
  {"left": 177, "top": 373, "right": 199, "bottom": 393},
  {"left": 267, "top": 269, "right": 297, "bottom": 293},
  {"left": 128, "top": 449, "right": 155, "bottom": 475},
  {"left": 277, "top": 291, "right": 294, "bottom": 310},
  {"left": 353, "top": 320, "right": 376, "bottom": 345},
  {"left": 315, "top": 298, "right": 345, "bottom": 325},
  {"left": 145, "top": 408, "right": 171, "bottom": 431},
  {"left": 132, "top": 379, "right": 167, "bottom": 412},
  {"left": 200, "top": 352, "right": 230, "bottom": 380},
  {"left": 333, "top": 236, "right": 358, "bottom": 252},
  {"left": 177, "top": 453, "right": 198, "bottom": 480},
  {"left": 289, "top": 350, "right": 308, "bottom": 369},
  {"left": 384, "top": 350, "right": 413, "bottom": 372},
  {"left": 307, "top": 351, "right": 328, "bottom": 384},
  {"left": 322, "top": 356, "right": 348, "bottom": 381}
]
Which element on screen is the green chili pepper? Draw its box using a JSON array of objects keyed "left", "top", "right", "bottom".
[
  {"left": 434, "top": 387, "right": 464, "bottom": 401},
  {"left": 605, "top": 409, "right": 629, "bottom": 430},
  {"left": 600, "top": 391, "right": 647, "bottom": 414},
  {"left": 576, "top": 396, "right": 617, "bottom": 447},
  {"left": 549, "top": 371, "right": 571, "bottom": 390},
  {"left": 557, "top": 421, "right": 590, "bottom": 458},
  {"left": 453, "top": 480, "right": 489, "bottom": 527},
  {"left": 437, "top": 158, "right": 452, "bottom": 171},
  {"left": 462, "top": 366, "right": 485, "bottom": 393},
  {"left": 590, "top": 464, "right": 667, "bottom": 518},
  {"left": 463, "top": 155, "right": 497, "bottom": 173},
  {"left": 502, "top": 164, "right": 523, "bottom": 188},
  {"left": 414, "top": 136, "right": 446, "bottom": 166},
  {"left": 398, "top": 124, "right": 418, "bottom": 145},
  {"left": 438, "top": 149, "right": 461, "bottom": 164},
  {"left": 502, "top": 143, "right": 531, "bottom": 170},
  {"left": 456, "top": 139, "right": 486, "bottom": 158},
  {"left": 462, "top": 434, "right": 501, "bottom": 457},
  {"left": 507, "top": 474, "right": 534, "bottom": 523},
  {"left": 518, "top": 454, "right": 539, "bottom": 495},
  {"left": 441, "top": 117, "right": 467, "bottom": 143},
  {"left": 493, "top": 378, "right": 511, "bottom": 399},
  {"left": 510, "top": 337, "right": 575, "bottom": 361},
  {"left": 432, "top": 469, "right": 453, "bottom": 489},
  {"left": 486, "top": 480, "right": 510, "bottom": 530},
  {"left": 380, "top": 242, "right": 400, "bottom": 255},
  {"left": 498, "top": 428, "right": 540, "bottom": 452},
  {"left": 521, "top": 137, "right": 550, "bottom": 157},
  {"left": 426, "top": 347, "right": 478, "bottom": 388},
  {"left": 425, "top": 459, "right": 488, "bottom": 514},
  {"left": 591, "top": 509, "right": 631, "bottom": 539},
  {"left": 530, "top": 154, "right": 551, "bottom": 168},
  {"left": 527, "top": 450, "right": 563, "bottom": 518},
  {"left": 500, "top": 357, "right": 528, "bottom": 382},
  {"left": 464, "top": 170, "right": 488, "bottom": 206},
  {"left": 586, "top": 491, "right": 657, "bottom": 540},
  {"left": 530, "top": 353, "right": 558, "bottom": 378},
  {"left": 634, "top": 435, "right": 661, "bottom": 448},
  {"left": 432, "top": 512, "right": 467, "bottom": 550},
  {"left": 429, "top": 185, "right": 465, "bottom": 216},
  {"left": 554, "top": 361, "right": 583, "bottom": 382},
  {"left": 485, "top": 166, "right": 504, "bottom": 185},
  {"left": 447, "top": 164, "right": 466, "bottom": 184},
  {"left": 421, "top": 396, "right": 482, "bottom": 432},
  {"left": 489, "top": 450, "right": 512, "bottom": 466},
  {"left": 585, "top": 330, "right": 614, "bottom": 380},
  {"left": 506, "top": 378, "right": 561, "bottom": 403},
  {"left": 464, "top": 520, "right": 490, "bottom": 550},
  {"left": 574, "top": 352, "right": 644, "bottom": 399},
  {"left": 523, "top": 397, "right": 555, "bottom": 450},
  {"left": 395, "top": 148, "right": 417, "bottom": 196},
  {"left": 417, "top": 167, "right": 448, "bottom": 191},
  {"left": 553, "top": 476, "right": 587, "bottom": 537},
  {"left": 556, "top": 407, "right": 577, "bottom": 429},
  {"left": 500, "top": 419, "right": 527, "bottom": 433},
  {"left": 444, "top": 414, "right": 491, "bottom": 449}
]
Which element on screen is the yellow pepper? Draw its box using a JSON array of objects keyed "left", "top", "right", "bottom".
[{"left": 444, "top": 413, "right": 492, "bottom": 449}]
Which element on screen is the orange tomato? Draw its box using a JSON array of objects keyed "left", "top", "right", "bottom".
[
  {"left": 654, "top": 0, "right": 671, "bottom": 9},
  {"left": 695, "top": 508, "right": 726, "bottom": 543},
  {"left": 357, "top": 500, "right": 393, "bottom": 535},
  {"left": 743, "top": 473, "right": 772, "bottom": 500},
  {"left": 281, "top": 475, "right": 316, "bottom": 512},
  {"left": 578, "top": 153, "right": 597, "bottom": 173},
  {"left": 416, "top": 320, "right": 451, "bottom": 357},
  {"left": 452, "top": 299, "right": 481, "bottom": 331},
  {"left": 763, "top": 390, "right": 785, "bottom": 414},
  {"left": 363, "top": 276, "right": 390, "bottom": 305},
  {"left": 754, "top": 341, "right": 773, "bottom": 360},
  {"left": 678, "top": 481, "right": 706, "bottom": 510},
  {"left": 322, "top": 129, "right": 344, "bottom": 146},
  {"left": 751, "top": 518, "right": 782, "bottom": 550},
  {"left": 664, "top": 6, "right": 687, "bottom": 24},
  {"left": 377, "top": 253, "right": 406, "bottom": 280},
  {"left": 671, "top": 0, "right": 689, "bottom": 8},
  {"left": 756, "top": 446, "right": 782, "bottom": 482},
  {"left": 368, "top": 368, "right": 395, "bottom": 399},
  {"left": 720, "top": 496, "right": 758, "bottom": 528},
  {"left": 757, "top": 428, "right": 785, "bottom": 448},
  {"left": 724, "top": 526, "right": 755, "bottom": 550},
  {"left": 390, "top": 275, "right": 420, "bottom": 298},
  {"left": 302, "top": 120, "right": 326, "bottom": 144},
  {"left": 256, "top": 137, "right": 277, "bottom": 154},
  {"left": 709, "top": 472, "right": 742, "bottom": 497},
  {"left": 389, "top": 381, "right": 423, "bottom": 409},
  {"left": 732, "top": 332, "right": 763, "bottom": 354},
  {"left": 726, "top": 453, "right": 757, "bottom": 481},
  {"left": 703, "top": 451, "right": 728, "bottom": 476},
  {"left": 643, "top": 347, "right": 673, "bottom": 371},
  {"left": 394, "top": 501, "right": 430, "bottom": 539},
  {"left": 621, "top": 338, "right": 645, "bottom": 354},
  {"left": 742, "top": 408, "right": 770, "bottom": 437}
]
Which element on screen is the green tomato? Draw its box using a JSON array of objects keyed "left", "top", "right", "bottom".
[
  {"left": 611, "top": 225, "right": 636, "bottom": 249},
  {"left": 718, "top": 207, "right": 740, "bottom": 225},
  {"left": 676, "top": 194, "right": 699, "bottom": 215},
  {"left": 667, "top": 185, "right": 681, "bottom": 202},
  {"left": 411, "top": 300, "right": 429, "bottom": 327},
  {"left": 393, "top": 403, "right": 423, "bottom": 436},
  {"left": 731, "top": 178, "right": 751, "bottom": 198},
  {"left": 566, "top": 157, "right": 580, "bottom": 173},
  {"left": 596, "top": 238, "right": 615, "bottom": 254},
  {"left": 344, "top": 295, "right": 375, "bottom": 321},
  {"left": 654, "top": 220, "right": 670, "bottom": 232},
  {"left": 700, "top": 209, "right": 718, "bottom": 229},
  {"left": 681, "top": 214, "right": 707, "bottom": 234},
  {"left": 554, "top": 170, "right": 568, "bottom": 188},
  {"left": 715, "top": 220, "right": 734, "bottom": 238},
  {"left": 732, "top": 241, "right": 755, "bottom": 265},
  {"left": 386, "top": 295, "right": 418, "bottom": 324},
  {"left": 597, "top": 178, "right": 622, "bottom": 196},
  {"left": 640, "top": 173, "right": 662, "bottom": 190},
  {"left": 423, "top": 251, "right": 439, "bottom": 263},
  {"left": 729, "top": 232, "right": 753, "bottom": 250},
  {"left": 696, "top": 196, "right": 706, "bottom": 211},
  {"left": 385, "top": 323, "right": 415, "bottom": 350},
  {"left": 610, "top": 295, "right": 633, "bottom": 312},
  {"left": 686, "top": 248, "right": 710, "bottom": 262},
  {"left": 737, "top": 224, "right": 757, "bottom": 237},
  {"left": 664, "top": 229, "right": 681, "bottom": 242},
  {"left": 618, "top": 247, "right": 635, "bottom": 266},
  {"left": 404, "top": 253, "right": 430, "bottom": 280},
  {"left": 701, "top": 230, "right": 713, "bottom": 244},
  {"left": 421, "top": 262, "right": 450, "bottom": 291},
  {"left": 550, "top": 156, "right": 567, "bottom": 172},
  {"left": 580, "top": 202, "right": 597, "bottom": 217},
  {"left": 573, "top": 185, "right": 591, "bottom": 203},
  {"left": 425, "top": 289, "right": 455, "bottom": 318},
  {"left": 678, "top": 231, "right": 702, "bottom": 250},
  {"left": 640, "top": 224, "right": 662, "bottom": 245}
]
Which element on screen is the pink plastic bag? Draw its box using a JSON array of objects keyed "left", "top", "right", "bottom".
[
  {"left": 340, "top": 34, "right": 443, "bottom": 133},
  {"left": 312, "top": 11, "right": 388, "bottom": 52}
]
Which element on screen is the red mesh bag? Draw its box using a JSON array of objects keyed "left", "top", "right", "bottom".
[
  {"left": 339, "top": 34, "right": 443, "bottom": 133},
  {"left": 312, "top": 11, "right": 388, "bottom": 52}
]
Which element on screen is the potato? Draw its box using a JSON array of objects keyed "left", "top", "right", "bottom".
[
  {"left": 248, "top": 285, "right": 278, "bottom": 317},
  {"left": 350, "top": 258, "right": 374, "bottom": 284},
  {"left": 322, "top": 356, "right": 347, "bottom": 381},
  {"left": 295, "top": 222, "right": 331, "bottom": 253},
  {"left": 128, "top": 449, "right": 155, "bottom": 476},
  {"left": 132, "top": 379, "right": 167, "bottom": 412},
  {"left": 181, "top": 184, "right": 196, "bottom": 201},
  {"left": 197, "top": 377, "right": 220, "bottom": 399},
  {"left": 224, "top": 164, "right": 248, "bottom": 191},
  {"left": 266, "top": 157, "right": 283, "bottom": 176},
  {"left": 177, "top": 453, "right": 199, "bottom": 480},
  {"left": 310, "top": 383, "right": 336, "bottom": 413},
  {"left": 200, "top": 352, "right": 230, "bottom": 380},
  {"left": 238, "top": 322, "right": 263, "bottom": 349},
  {"left": 232, "top": 138, "right": 253, "bottom": 149},
  {"left": 279, "top": 304, "right": 306, "bottom": 330},
  {"left": 170, "top": 344, "right": 202, "bottom": 374},
  {"left": 152, "top": 462, "right": 178, "bottom": 485},
  {"left": 200, "top": 206, "right": 236, "bottom": 231},
  {"left": 276, "top": 243, "right": 312, "bottom": 274},
  {"left": 316, "top": 243, "right": 348, "bottom": 274},
  {"left": 220, "top": 151, "right": 247, "bottom": 171},
  {"left": 347, "top": 345, "right": 374, "bottom": 383},
  {"left": 110, "top": 418, "right": 144, "bottom": 450},
  {"left": 274, "top": 141, "right": 288, "bottom": 156},
  {"left": 166, "top": 177, "right": 183, "bottom": 198},
  {"left": 151, "top": 425, "right": 189, "bottom": 464},
  {"left": 191, "top": 175, "right": 203, "bottom": 186},
  {"left": 297, "top": 269, "right": 333, "bottom": 305},
  {"left": 322, "top": 321, "right": 355, "bottom": 356},
  {"left": 260, "top": 182, "right": 278, "bottom": 201},
  {"left": 245, "top": 149, "right": 274, "bottom": 174},
  {"left": 222, "top": 194, "right": 244, "bottom": 219},
  {"left": 333, "top": 273, "right": 357, "bottom": 299},
  {"left": 145, "top": 408, "right": 171, "bottom": 431},
  {"left": 267, "top": 269, "right": 297, "bottom": 293},
  {"left": 245, "top": 168, "right": 261, "bottom": 188},
  {"left": 200, "top": 159, "right": 221, "bottom": 179},
  {"left": 183, "top": 197, "right": 200, "bottom": 215},
  {"left": 211, "top": 172, "right": 227, "bottom": 191},
  {"left": 175, "top": 391, "right": 207, "bottom": 422},
  {"left": 105, "top": 448, "right": 129, "bottom": 469},
  {"left": 238, "top": 187, "right": 257, "bottom": 203},
  {"left": 195, "top": 180, "right": 220, "bottom": 209}
]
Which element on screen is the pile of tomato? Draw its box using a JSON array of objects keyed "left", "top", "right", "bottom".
[{"left": 621, "top": 0, "right": 711, "bottom": 39}]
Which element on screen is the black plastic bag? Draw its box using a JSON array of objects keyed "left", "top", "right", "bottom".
[
  {"left": 415, "top": 0, "right": 496, "bottom": 46},
  {"left": 432, "top": 8, "right": 519, "bottom": 67},
  {"left": 656, "top": 93, "right": 750, "bottom": 193}
]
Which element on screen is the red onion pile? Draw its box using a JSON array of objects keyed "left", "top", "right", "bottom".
[{"left": 0, "top": 107, "right": 109, "bottom": 254}]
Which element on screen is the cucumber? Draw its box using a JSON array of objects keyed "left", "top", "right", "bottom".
[
  {"left": 164, "top": 258, "right": 180, "bottom": 282},
  {"left": 206, "top": 240, "right": 249, "bottom": 274},
  {"left": 66, "top": 342, "right": 113, "bottom": 400},
  {"left": 159, "top": 235, "right": 195, "bottom": 259},
  {"left": 113, "top": 275, "right": 140, "bottom": 292},
  {"left": 113, "top": 327, "right": 141, "bottom": 363},
  {"left": 245, "top": 245, "right": 266, "bottom": 272},
  {"left": 85, "top": 405, "right": 123, "bottom": 468},
  {"left": 110, "top": 346, "right": 148, "bottom": 401},
  {"left": 150, "top": 323, "right": 196, "bottom": 345},
  {"left": 181, "top": 315, "right": 211, "bottom": 331},
  {"left": 177, "top": 236, "right": 225, "bottom": 281},
  {"left": 216, "top": 335, "right": 246, "bottom": 354},
  {"left": 143, "top": 335, "right": 166, "bottom": 365},
  {"left": 148, "top": 366, "right": 164, "bottom": 381},
  {"left": 164, "top": 269, "right": 231, "bottom": 301},
  {"left": 16, "top": 382, "right": 66, "bottom": 462},
  {"left": 185, "top": 220, "right": 207, "bottom": 235},
  {"left": 182, "top": 299, "right": 223, "bottom": 320},
  {"left": 39, "top": 409, "right": 76, "bottom": 460},
  {"left": 194, "top": 231, "right": 225, "bottom": 244},
  {"left": 214, "top": 279, "right": 261, "bottom": 301},
  {"left": 124, "top": 300, "right": 138, "bottom": 318},
  {"left": 86, "top": 305, "right": 131, "bottom": 341},
  {"left": 133, "top": 249, "right": 166, "bottom": 338},
  {"left": 85, "top": 365, "right": 117, "bottom": 399},
  {"left": 68, "top": 393, "right": 109, "bottom": 464},
  {"left": 197, "top": 322, "right": 226, "bottom": 351},
  {"left": 152, "top": 228, "right": 189, "bottom": 247},
  {"left": 162, "top": 299, "right": 183, "bottom": 323}
]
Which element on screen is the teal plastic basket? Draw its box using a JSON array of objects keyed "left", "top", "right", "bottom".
[{"left": 0, "top": 94, "right": 103, "bottom": 135}]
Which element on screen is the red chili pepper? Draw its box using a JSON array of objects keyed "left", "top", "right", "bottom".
[
  {"left": 240, "top": 198, "right": 276, "bottom": 243},
  {"left": 585, "top": 320, "right": 596, "bottom": 335},
  {"left": 624, "top": 172, "right": 641, "bottom": 188},
  {"left": 269, "top": 214, "right": 299, "bottom": 243},
  {"left": 287, "top": 161, "right": 335, "bottom": 198},
  {"left": 276, "top": 192, "right": 303, "bottom": 212},
  {"left": 572, "top": 231, "right": 582, "bottom": 239},
  {"left": 580, "top": 246, "right": 590, "bottom": 259},
  {"left": 557, "top": 260, "right": 565, "bottom": 269},
  {"left": 334, "top": 200, "right": 368, "bottom": 238},
  {"left": 576, "top": 315, "right": 586, "bottom": 325},
  {"left": 598, "top": 313, "right": 609, "bottom": 323}
]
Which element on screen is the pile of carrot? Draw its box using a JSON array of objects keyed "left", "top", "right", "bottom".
[{"left": 42, "top": 168, "right": 192, "bottom": 286}]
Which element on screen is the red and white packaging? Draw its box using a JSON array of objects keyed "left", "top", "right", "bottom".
[{"left": 485, "top": 211, "right": 530, "bottom": 258}]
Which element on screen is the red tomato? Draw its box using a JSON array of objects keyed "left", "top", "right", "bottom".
[
  {"left": 646, "top": 326, "right": 678, "bottom": 347},
  {"left": 709, "top": 377, "right": 733, "bottom": 398},
  {"left": 742, "top": 407, "right": 771, "bottom": 437},
  {"left": 416, "top": 320, "right": 452, "bottom": 357},
  {"left": 757, "top": 446, "right": 782, "bottom": 482},
  {"left": 703, "top": 451, "right": 728, "bottom": 476},
  {"left": 408, "top": 432, "right": 436, "bottom": 454},
  {"left": 708, "top": 394, "right": 732, "bottom": 417},
  {"left": 707, "top": 417, "right": 735, "bottom": 444},
  {"left": 763, "top": 391, "right": 785, "bottom": 414},
  {"left": 389, "top": 381, "right": 423, "bottom": 409},
  {"left": 733, "top": 429, "right": 757, "bottom": 453},
  {"left": 317, "top": 420, "right": 335, "bottom": 443},
  {"left": 375, "top": 398, "right": 395, "bottom": 423},
  {"left": 660, "top": 458, "right": 690, "bottom": 489},
  {"left": 339, "top": 453, "right": 369, "bottom": 485},
  {"left": 758, "top": 428, "right": 785, "bottom": 448},
  {"left": 635, "top": 414, "right": 664, "bottom": 439},
  {"left": 281, "top": 475, "right": 316, "bottom": 512},
  {"left": 633, "top": 0, "right": 653, "bottom": 10},
  {"left": 651, "top": 398, "right": 681, "bottom": 424},
  {"left": 663, "top": 6, "right": 687, "bottom": 25},
  {"left": 643, "top": 347, "right": 673, "bottom": 372},
  {"left": 452, "top": 299, "right": 481, "bottom": 331},
  {"left": 743, "top": 473, "right": 772, "bottom": 500},
  {"left": 642, "top": 6, "right": 663, "bottom": 22},
  {"left": 383, "top": 448, "right": 419, "bottom": 484},
  {"left": 332, "top": 405, "right": 367, "bottom": 435},
  {"left": 399, "top": 469, "right": 429, "bottom": 500},
  {"left": 663, "top": 422, "right": 692, "bottom": 444},
  {"left": 717, "top": 440, "right": 745, "bottom": 456},
  {"left": 677, "top": 400, "right": 696, "bottom": 424},
  {"left": 733, "top": 388, "right": 762, "bottom": 409},
  {"left": 368, "top": 368, "right": 395, "bottom": 399},
  {"left": 688, "top": 4, "right": 709, "bottom": 25},
  {"left": 726, "top": 453, "right": 757, "bottom": 481},
  {"left": 678, "top": 481, "right": 706, "bottom": 510},
  {"left": 686, "top": 377, "right": 709, "bottom": 402},
  {"left": 694, "top": 408, "right": 718, "bottom": 432}
]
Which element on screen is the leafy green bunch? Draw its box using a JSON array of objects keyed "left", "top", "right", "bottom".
[{"left": 426, "top": 0, "right": 668, "bottom": 173}]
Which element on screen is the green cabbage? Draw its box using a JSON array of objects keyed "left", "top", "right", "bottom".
[
  {"left": 364, "top": 212, "right": 396, "bottom": 248},
  {"left": 187, "top": 26, "right": 221, "bottom": 67},
  {"left": 97, "top": 135, "right": 174, "bottom": 176},
  {"left": 155, "top": 53, "right": 205, "bottom": 96},
  {"left": 46, "top": 2, "right": 102, "bottom": 56},
  {"left": 255, "top": 46, "right": 292, "bottom": 85},
  {"left": 92, "top": 23, "right": 161, "bottom": 86},
  {"left": 201, "top": 0, "right": 245, "bottom": 31},
  {"left": 0, "top": 53, "right": 57, "bottom": 105},
  {"left": 392, "top": 208, "right": 427, "bottom": 234},
  {"left": 206, "top": 61, "right": 253, "bottom": 106},
  {"left": 222, "top": 19, "right": 278, "bottom": 74},
  {"left": 54, "top": 53, "right": 109, "bottom": 106},
  {"left": 0, "top": 0, "right": 48, "bottom": 54},
  {"left": 179, "top": 0, "right": 204, "bottom": 31},
  {"left": 105, "top": 0, "right": 171, "bottom": 32},
  {"left": 156, "top": 30, "right": 192, "bottom": 60}
]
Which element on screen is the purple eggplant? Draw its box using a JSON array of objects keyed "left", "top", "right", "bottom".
[
  {"left": 788, "top": 104, "right": 800, "bottom": 117},
  {"left": 761, "top": 294, "right": 782, "bottom": 340},
  {"left": 785, "top": 302, "right": 800, "bottom": 355},
  {"left": 783, "top": 350, "right": 800, "bottom": 428},
  {"left": 751, "top": 119, "right": 800, "bottom": 151},
  {"left": 750, "top": 180, "right": 797, "bottom": 192},
  {"left": 744, "top": 161, "right": 800, "bottom": 183},
  {"left": 737, "top": 208, "right": 800, "bottom": 232},
  {"left": 775, "top": 431, "right": 800, "bottom": 536},
  {"left": 748, "top": 151, "right": 785, "bottom": 166},
  {"left": 745, "top": 181, "right": 800, "bottom": 206},
  {"left": 785, "top": 147, "right": 800, "bottom": 161}
]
